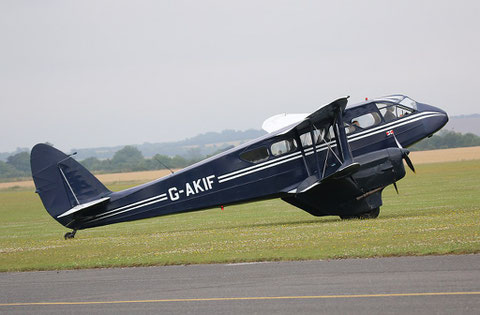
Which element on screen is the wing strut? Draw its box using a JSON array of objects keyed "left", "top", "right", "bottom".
[
  {"left": 320, "top": 134, "right": 342, "bottom": 178},
  {"left": 310, "top": 121, "right": 322, "bottom": 176},
  {"left": 295, "top": 97, "right": 360, "bottom": 194},
  {"left": 334, "top": 106, "right": 353, "bottom": 164},
  {"left": 294, "top": 130, "right": 311, "bottom": 177},
  {"left": 330, "top": 105, "right": 360, "bottom": 178}
]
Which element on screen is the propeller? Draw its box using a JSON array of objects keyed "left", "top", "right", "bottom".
[
  {"left": 392, "top": 132, "right": 416, "bottom": 173},
  {"left": 390, "top": 131, "right": 416, "bottom": 195}
]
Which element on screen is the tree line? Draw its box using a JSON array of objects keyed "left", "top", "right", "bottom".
[
  {"left": 0, "top": 145, "right": 232, "bottom": 181},
  {"left": 80, "top": 145, "right": 210, "bottom": 173},
  {"left": 409, "top": 130, "right": 480, "bottom": 151},
  {"left": 1, "top": 130, "right": 480, "bottom": 181}
]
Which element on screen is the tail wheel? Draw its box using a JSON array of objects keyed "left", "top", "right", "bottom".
[
  {"left": 340, "top": 207, "right": 380, "bottom": 220},
  {"left": 64, "top": 230, "right": 77, "bottom": 240}
]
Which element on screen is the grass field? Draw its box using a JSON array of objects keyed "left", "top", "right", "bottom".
[
  {"left": 0, "top": 160, "right": 479, "bottom": 272},
  {"left": 410, "top": 146, "right": 480, "bottom": 164}
]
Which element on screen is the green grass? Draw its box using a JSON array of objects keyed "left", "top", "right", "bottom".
[{"left": 1, "top": 160, "right": 479, "bottom": 271}]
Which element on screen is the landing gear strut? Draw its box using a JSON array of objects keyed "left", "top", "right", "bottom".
[
  {"left": 64, "top": 230, "right": 77, "bottom": 240},
  {"left": 340, "top": 207, "right": 380, "bottom": 220}
]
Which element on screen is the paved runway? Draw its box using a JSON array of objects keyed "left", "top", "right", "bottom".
[{"left": 1, "top": 255, "right": 479, "bottom": 314}]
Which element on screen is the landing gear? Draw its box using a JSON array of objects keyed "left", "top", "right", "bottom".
[
  {"left": 340, "top": 207, "right": 380, "bottom": 220},
  {"left": 64, "top": 230, "right": 77, "bottom": 240},
  {"left": 360, "top": 207, "right": 380, "bottom": 219}
]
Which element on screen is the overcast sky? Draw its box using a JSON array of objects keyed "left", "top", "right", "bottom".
[{"left": 1, "top": 0, "right": 479, "bottom": 153}]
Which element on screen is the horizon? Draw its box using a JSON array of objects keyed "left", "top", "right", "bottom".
[{"left": 2, "top": 112, "right": 480, "bottom": 156}]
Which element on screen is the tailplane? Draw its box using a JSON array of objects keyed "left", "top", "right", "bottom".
[{"left": 30, "top": 144, "right": 111, "bottom": 228}]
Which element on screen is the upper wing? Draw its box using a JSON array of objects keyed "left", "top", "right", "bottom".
[
  {"left": 262, "top": 113, "right": 308, "bottom": 133},
  {"left": 261, "top": 96, "right": 349, "bottom": 134}
]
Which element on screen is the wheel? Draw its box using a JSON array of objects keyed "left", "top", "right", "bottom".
[
  {"left": 360, "top": 207, "right": 380, "bottom": 219},
  {"left": 64, "top": 230, "right": 76, "bottom": 240},
  {"left": 340, "top": 207, "right": 380, "bottom": 220}
]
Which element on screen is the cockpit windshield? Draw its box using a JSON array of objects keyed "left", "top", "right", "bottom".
[
  {"left": 374, "top": 95, "right": 417, "bottom": 110},
  {"left": 399, "top": 97, "right": 417, "bottom": 110}
]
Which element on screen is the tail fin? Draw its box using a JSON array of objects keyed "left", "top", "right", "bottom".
[{"left": 30, "top": 144, "right": 111, "bottom": 227}]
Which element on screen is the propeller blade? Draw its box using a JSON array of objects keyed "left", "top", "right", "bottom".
[
  {"left": 403, "top": 153, "right": 416, "bottom": 173},
  {"left": 393, "top": 182, "right": 399, "bottom": 194},
  {"left": 392, "top": 132, "right": 416, "bottom": 173},
  {"left": 393, "top": 132, "right": 403, "bottom": 149}
]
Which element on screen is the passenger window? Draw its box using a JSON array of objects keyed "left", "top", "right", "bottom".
[
  {"left": 397, "top": 106, "right": 413, "bottom": 117},
  {"left": 377, "top": 103, "right": 414, "bottom": 122},
  {"left": 350, "top": 112, "right": 382, "bottom": 129},
  {"left": 271, "top": 139, "right": 297, "bottom": 156},
  {"left": 345, "top": 121, "right": 357, "bottom": 134},
  {"left": 240, "top": 147, "right": 269, "bottom": 163},
  {"left": 300, "top": 133, "right": 313, "bottom": 147},
  {"left": 313, "top": 129, "right": 326, "bottom": 143},
  {"left": 327, "top": 126, "right": 336, "bottom": 141},
  {"left": 327, "top": 124, "right": 357, "bottom": 136},
  {"left": 377, "top": 103, "right": 397, "bottom": 122},
  {"left": 300, "top": 129, "right": 325, "bottom": 147}
]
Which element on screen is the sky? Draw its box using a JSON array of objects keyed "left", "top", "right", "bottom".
[{"left": 1, "top": 0, "right": 479, "bottom": 153}]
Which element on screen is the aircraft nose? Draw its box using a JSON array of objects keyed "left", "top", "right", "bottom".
[
  {"left": 439, "top": 109, "right": 449, "bottom": 125},
  {"left": 423, "top": 106, "right": 449, "bottom": 136}
]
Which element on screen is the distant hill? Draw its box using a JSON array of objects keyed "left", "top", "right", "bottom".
[
  {"left": 444, "top": 114, "right": 480, "bottom": 136},
  {"left": 2, "top": 114, "right": 479, "bottom": 162},
  {"left": 70, "top": 129, "right": 266, "bottom": 161},
  {"left": 0, "top": 129, "right": 266, "bottom": 162}
]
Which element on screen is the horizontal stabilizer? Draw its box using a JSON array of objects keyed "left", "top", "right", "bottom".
[{"left": 57, "top": 197, "right": 110, "bottom": 218}]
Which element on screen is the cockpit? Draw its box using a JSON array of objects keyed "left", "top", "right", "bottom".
[
  {"left": 374, "top": 95, "right": 417, "bottom": 110},
  {"left": 344, "top": 95, "right": 418, "bottom": 134}
]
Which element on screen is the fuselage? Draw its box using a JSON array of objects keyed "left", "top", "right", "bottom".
[{"left": 77, "top": 95, "right": 448, "bottom": 229}]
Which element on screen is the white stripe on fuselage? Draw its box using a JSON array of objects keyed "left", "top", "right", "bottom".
[
  {"left": 217, "top": 151, "right": 303, "bottom": 180},
  {"left": 88, "top": 193, "right": 167, "bottom": 223},
  {"left": 88, "top": 195, "right": 168, "bottom": 223}
]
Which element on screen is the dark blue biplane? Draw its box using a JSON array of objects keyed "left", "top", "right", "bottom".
[{"left": 30, "top": 95, "right": 448, "bottom": 239}]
